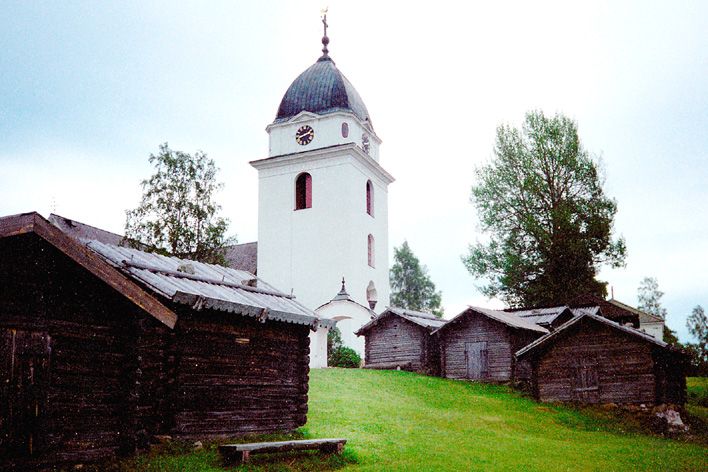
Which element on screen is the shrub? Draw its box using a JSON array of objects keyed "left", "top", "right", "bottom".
[{"left": 329, "top": 346, "right": 361, "bottom": 368}]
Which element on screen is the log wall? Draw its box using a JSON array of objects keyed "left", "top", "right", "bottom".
[
  {"left": 0, "top": 234, "right": 138, "bottom": 468},
  {"left": 532, "top": 318, "right": 657, "bottom": 404},
  {"left": 363, "top": 316, "right": 436, "bottom": 374},
  {"left": 170, "top": 309, "right": 310, "bottom": 438},
  {"left": 0, "top": 233, "right": 312, "bottom": 469},
  {"left": 440, "top": 314, "right": 514, "bottom": 381}
]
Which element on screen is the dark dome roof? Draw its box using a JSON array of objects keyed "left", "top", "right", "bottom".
[{"left": 275, "top": 56, "right": 372, "bottom": 126}]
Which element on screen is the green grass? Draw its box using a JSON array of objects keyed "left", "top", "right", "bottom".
[
  {"left": 686, "top": 377, "right": 708, "bottom": 432},
  {"left": 119, "top": 370, "right": 707, "bottom": 471}
]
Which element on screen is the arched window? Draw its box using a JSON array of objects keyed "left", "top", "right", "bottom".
[
  {"left": 366, "top": 180, "right": 374, "bottom": 216},
  {"left": 295, "top": 173, "right": 312, "bottom": 210},
  {"left": 341, "top": 122, "right": 349, "bottom": 138},
  {"left": 367, "top": 234, "right": 375, "bottom": 267}
]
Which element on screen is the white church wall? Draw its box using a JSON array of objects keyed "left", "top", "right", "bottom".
[
  {"left": 316, "top": 299, "right": 373, "bottom": 361},
  {"left": 254, "top": 146, "right": 390, "bottom": 314},
  {"left": 309, "top": 327, "right": 329, "bottom": 368},
  {"left": 640, "top": 321, "right": 664, "bottom": 340},
  {"left": 267, "top": 112, "right": 380, "bottom": 161}
]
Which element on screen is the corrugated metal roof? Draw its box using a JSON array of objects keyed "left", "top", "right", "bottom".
[
  {"left": 86, "top": 240, "right": 320, "bottom": 329},
  {"left": 570, "top": 306, "right": 601, "bottom": 317},
  {"left": 516, "top": 310, "right": 668, "bottom": 358},
  {"left": 433, "top": 306, "right": 549, "bottom": 335},
  {"left": 510, "top": 306, "right": 573, "bottom": 326},
  {"left": 355, "top": 306, "right": 446, "bottom": 335}
]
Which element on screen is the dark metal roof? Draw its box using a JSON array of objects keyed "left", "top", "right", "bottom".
[
  {"left": 224, "top": 241, "right": 257, "bottom": 274},
  {"left": 516, "top": 310, "right": 668, "bottom": 359},
  {"left": 355, "top": 306, "right": 446, "bottom": 336},
  {"left": 275, "top": 56, "right": 372, "bottom": 126},
  {"left": 49, "top": 213, "right": 125, "bottom": 246}
]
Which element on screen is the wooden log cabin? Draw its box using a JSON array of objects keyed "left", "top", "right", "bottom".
[
  {"left": 355, "top": 307, "right": 446, "bottom": 375},
  {"left": 0, "top": 212, "right": 318, "bottom": 469},
  {"left": 433, "top": 307, "right": 548, "bottom": 382},
  {"left": 516, "top": 311, "right": 687, "bottom": 405}
]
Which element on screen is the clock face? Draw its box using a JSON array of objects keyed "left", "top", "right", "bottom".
[{"left": 295, "top": 125, "right": 314, "bottom": 145}]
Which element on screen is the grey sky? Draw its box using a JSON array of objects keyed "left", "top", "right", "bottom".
[{"left": 1, "top": 0, "right": 706, "bottom": 341}]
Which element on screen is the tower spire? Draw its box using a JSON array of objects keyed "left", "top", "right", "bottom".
[{"left": 320, "top": 7, "right": 329, "bottom": 58}]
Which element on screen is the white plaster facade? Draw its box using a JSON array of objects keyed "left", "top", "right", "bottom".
[
  {"left": 251, "top": 112, "right": 393, "bottom": 367},
  {"left": 315, "top": 297, "right": 374, "bottom": 362},
  {"left": 639, "top": 320, "right": 664, "bottom": 340}
]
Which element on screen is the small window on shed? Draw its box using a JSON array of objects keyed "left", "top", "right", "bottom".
[
  {"left": 366, "top": 180, "right": 374, "bottom": 216},
  {"left": 341, "top": 122, "right": 349, "bottom": 138},
  {"left": 295, "top": 173, "right": 312, "bottom": 210},
  {"left": 367, "top": 234, "right": 375, "bottom": 267}
]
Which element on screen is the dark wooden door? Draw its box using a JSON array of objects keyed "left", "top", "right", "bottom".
[
  {"left": 465, "top": 342, "right": 488, "bottom": 380},
  {"left": 572, "top": 357, "right": 599, "bottom": 403},
  {"left": 0, "top": 329, "right": 52, "bottom": 459}
]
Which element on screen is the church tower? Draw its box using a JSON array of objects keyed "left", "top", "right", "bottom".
[{"left": 250, "top": 16, "right": 393, "bottom": 362}]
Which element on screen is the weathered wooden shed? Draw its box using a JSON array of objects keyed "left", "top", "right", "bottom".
[
  {"left": 355, "top": 307, "right": 445, "bottom": 375},
  {"left": 516, "top": 311, "right": 687, "bottom": 405},
  {"left": 0, "top": 213, "right": 318, "bottom": 469},
  {"left": 433, "top": 307, "right": 548, "bottom": 382}
]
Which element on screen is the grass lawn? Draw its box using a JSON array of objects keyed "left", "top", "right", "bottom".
[
  {"left": 118, "top": 370, "right": 707, "bottom": 471},
  {"left": 686, "top": 377, "right": 708, "bottom": 426}
]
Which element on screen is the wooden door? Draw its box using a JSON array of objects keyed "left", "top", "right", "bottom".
[
  {"left": 0, "top": 329, "right": 52, "bottom": 459},
  {"left": 465, "top": 342, "right": 488, "bottom": 380},
  {"left": 572, "top": 357, "right": 599, "bottom": 403}
]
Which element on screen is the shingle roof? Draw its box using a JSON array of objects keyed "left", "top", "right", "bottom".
[
  {"left": 86, "top": 240, "right": 320, "bottom": 329},
  {"left": 432, "top": 306, "right": 549, "bottom": 335},
  {"left": 355, "top": 306, "right": 446, "bottom": 336},
  {"left": 224, "top": 241, "right": 257, "bottom": 274},
  {"left": 516, "top": 310, "right": 668, "bottom": 359},
  {"left": 275, "top": 56, "right": 372, "bottom": 126}
]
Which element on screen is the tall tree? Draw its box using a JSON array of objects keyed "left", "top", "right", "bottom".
[
  {"left": 390, "top": 241, "right": 443, "bottom": 317},
  {"left": 463, "top": 110, "right": 626, "bottom": 307},
  {"left": 686, "top": 305, "right": 707, "bottom": 363},
  {"left": 125, "top": 143, "right": 233, "bottom": 264},
  {"left": 637, "top": 276, "right": 668, "bottom": 320}
]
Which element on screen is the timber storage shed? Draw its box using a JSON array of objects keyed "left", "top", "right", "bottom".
[
  {"left": 432, "top": 307, "right": 548, "bottom": 382},
  {"left": 516, "top": 311, "right": 687, "bottom": 405},
  {"left": 355, "top": 307, "right": 446, "bottom": 375},
  {"left": 0, "top": 212, "right": 319, "bottom": 469}
]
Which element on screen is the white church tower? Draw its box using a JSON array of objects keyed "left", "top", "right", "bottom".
[{"left": 250, "top": 15, "right": 393, "bottom": 366}]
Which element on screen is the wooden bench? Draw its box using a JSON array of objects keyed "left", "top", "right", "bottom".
[{"left": 219, "top": 438, "right": 347, "bottom": 465}]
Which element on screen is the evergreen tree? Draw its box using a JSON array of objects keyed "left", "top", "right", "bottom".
[
  {"left": 390, "top": 241, "right": 443, "bottom": 317},
  {"left": 464, "top": 111, "right": 626, "bottom": 307},
  {"left": 125, "top": 143, "right": 233, "bottom": 264}
]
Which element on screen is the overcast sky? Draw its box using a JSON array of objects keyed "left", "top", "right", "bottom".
[{"left": 1, "top": 1, "right": 706, "bottom": 341}]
